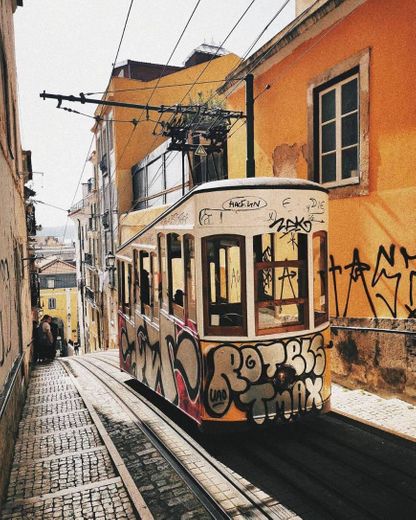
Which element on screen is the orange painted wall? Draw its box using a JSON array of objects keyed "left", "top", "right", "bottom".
[
  {"left": 97, "top": 53, "right": 240, "bottom": 214},
  {"left": 227, "top": 0, "right": 416, "bottom": 320}
]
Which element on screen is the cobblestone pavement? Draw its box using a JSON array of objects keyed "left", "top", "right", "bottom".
[
  {"left": 1, "top": 361, "right": 136, "bottom": 520},
  {"left": 68, "top": 355, "right": 289, "bottom": 519},
  {"left": 331, "top": 383, "right": 416, "bottom": 440}
]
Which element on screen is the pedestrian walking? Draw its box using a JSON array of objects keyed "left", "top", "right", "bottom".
[{"left": 34, "top": 315, "right": 54, "bottom": 362}]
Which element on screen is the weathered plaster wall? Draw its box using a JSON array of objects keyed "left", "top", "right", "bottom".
[
  {"left": 226, "top": 0, "right": 416, "bottom": 399},
  {"left": 0, "top": 0, "right": 33, "bottom": 503}
]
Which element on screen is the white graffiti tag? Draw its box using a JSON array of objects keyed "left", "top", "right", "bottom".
[{"left": 205, "top": 333, "right": 327, "bottom": 424}]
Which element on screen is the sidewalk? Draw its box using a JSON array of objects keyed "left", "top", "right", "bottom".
[
  {"left": 1, "top": 361, "right": 136, "bottom": 520},
  {"left": 331, "top": 383, "right": 416, "bottom": 442}
]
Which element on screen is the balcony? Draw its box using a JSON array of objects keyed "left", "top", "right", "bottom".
[
  {"left": 99, "top": 154, "right": 108, "bottom": 174},
  {"left": 69, "top": 199, "right": 85, "bottom": 214},
  {"left": 30, "top": 272, "right": 40, "bottom": 308},
  {"left": 84, "top": 253, "right": 93, "bottom": 266},
  {"left": 102, "top": 211, "right": 110, "bottom": 229},
  {"left": 88, "top": 216, "right": 96, "bottom": 231},
  {"left": 85, "top": 286, "right": 95, "bottom": 302}
]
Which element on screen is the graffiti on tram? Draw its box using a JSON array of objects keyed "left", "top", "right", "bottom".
[
  {"left": 119, "top": 315, "right": 201, "bottom": 420},
  {"left": 205, "top": 333, "right": 327, "bottom": 424}
]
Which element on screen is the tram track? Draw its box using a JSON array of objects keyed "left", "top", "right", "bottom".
[
  {"left": 68, "top": 353, "right": 416, "bottom": 519},
  {"left": 65, "top": 355, "right": 287, "bottom": 520}
]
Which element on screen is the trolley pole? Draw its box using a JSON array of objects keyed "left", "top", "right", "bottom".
[{"left": 245, "top": 74, "right": 255, "bottom": 178}]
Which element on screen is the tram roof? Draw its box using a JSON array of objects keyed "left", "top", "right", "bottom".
[
  {"left": 117, "top": 176, "right": 328, "bottom": 253},
  {"left": 192, "top": 176, "right": 328, "bottom": 193}
]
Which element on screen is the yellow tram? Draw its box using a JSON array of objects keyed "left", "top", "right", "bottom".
[{"left": 117, "top": 177, "right": 331, "bottom": 429}]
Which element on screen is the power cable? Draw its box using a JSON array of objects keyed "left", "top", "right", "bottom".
[
  {"left": 85, "top": 78, "right": 233, "bottom": 96},
  {"left": 110, "top": 0, "right": 205, "bottom": 236},
  {"left": 48, "top": 0, "right": 136, "bottom": 280}
]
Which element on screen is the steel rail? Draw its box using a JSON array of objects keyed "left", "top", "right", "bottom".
[
  {"left": 73, "top": 355, "right": 279, "bottom": 519},
  {"left": 69, "top": 357, "right": 232, "bottom": 520}
]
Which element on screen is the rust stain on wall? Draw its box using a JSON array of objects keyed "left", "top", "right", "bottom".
[{"left": 272, "top": 143, "right": 307, "bottom": 178}]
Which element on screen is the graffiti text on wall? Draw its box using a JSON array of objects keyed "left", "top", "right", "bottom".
[
  {"left": 205, "top": 333, "right": 326, "bottom": 424},
  {"left": 0, "top": 258, "right": 12, "bottom": 367},
  {"left": 330, "top": 245, "right": 416, "bottom": 318}
]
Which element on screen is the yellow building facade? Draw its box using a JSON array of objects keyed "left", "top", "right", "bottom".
[
  {"left": 39, "top": 260, "right": 78, "bottom": 342},
  {"left": 224, "top": 0, "right": 416, "bottom": 400},
  {"left": 91, "top": 48, "right": 241, "bottom": 350}
]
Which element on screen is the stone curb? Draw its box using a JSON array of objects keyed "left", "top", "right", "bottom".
[{"left": 60, "top": 360, "right": 154, "bottom": 520}]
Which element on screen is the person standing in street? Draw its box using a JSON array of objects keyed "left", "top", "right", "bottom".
[{"left": 35, "top": 315, "right": 54, "bottom": 362}]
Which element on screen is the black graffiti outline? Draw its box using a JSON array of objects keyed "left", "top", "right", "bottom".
[
  {"left": 205, "top": 334, "right": 326, "bottom": 423},
  {"left": 371, "top": 244, "right": 401, "bottom": 318},
  {"left": 268, "top": 216, "right": 312, "bottom": 237},
  {"left": 331, "top": 245, "right": 416, "bottom": 319},
  {"left": 168, "top": 328, "right": 201, "bottom": 402},
  {"left": 401, "top": 247, "right": 416, "bottom": 318},
  {"left": 120, "top": 324, "right": 135, "bottom": 364},
  {"left": 343, "top": 248, "right": 377, "bottom": 318},
  {"left": 135, "top": 322, "right": 201, "bottom": 406},
  {"left": 0, "top": 258, "right": 12, "bottom": 367},
  {"left": 222, "top": 196, "right": 267, "bottom": 211},
  {"left": 136, "top": 323, "right": 167, "bottom": 399}
]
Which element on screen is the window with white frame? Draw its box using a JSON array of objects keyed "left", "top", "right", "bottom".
[
  {"left": 47, "top": 278, "right": 55, "bottom": 289},
  {"left": 315, "top": 69, "right": 359, "bottom": 187},
  {"left": 48, "top": 298, "right": 56, "bottom": 310}
]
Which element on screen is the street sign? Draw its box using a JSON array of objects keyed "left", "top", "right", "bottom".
[{"left": 195, "top": 144, "right": 207, "bottom": 157}]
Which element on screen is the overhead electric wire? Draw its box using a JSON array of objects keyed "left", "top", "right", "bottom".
[
  {"left": 223, "top": 0, "right": 329, "bottom": 101},
  {"left": 85, "top": 78, "right": 233, "bottom": 96},
  {"left": 111, "top": 0, "right": 205, "bottom": 235},
  {"left": 114, "top": 0, "right": 263, "bottom": 237},
  {"left": 49, "top": 0, "right": 136, "bottom": 276},
  {"left": 239, "top": 0, "right": 292, "bottom": 62},
  {"left": 176, "top": 0, "right": 258, "bottom": 107}
]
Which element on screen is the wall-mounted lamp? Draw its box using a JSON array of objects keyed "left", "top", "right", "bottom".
[
  {"left": 22, "top": 254, "right": 45, "bottom": 263},
  {"left": 105, "top": 251, "right": 116, "bottom": 270}
]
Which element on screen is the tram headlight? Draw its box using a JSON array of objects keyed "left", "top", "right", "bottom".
[{"left": 273, "top": 364, "right": 296, "bottom": 390}]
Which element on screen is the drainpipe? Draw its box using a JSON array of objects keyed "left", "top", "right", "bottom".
[
  {"left": 245, "top": 74, "right": 255, "bottom": 178},
  {"left": 77, "top": 218, "right": 86, "bottom": 351}
]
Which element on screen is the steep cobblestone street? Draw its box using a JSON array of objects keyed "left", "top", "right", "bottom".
[{"left": 1, "top": 362, "right": 136, "bottom": 520}]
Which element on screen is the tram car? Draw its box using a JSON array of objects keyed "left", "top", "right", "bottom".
[{"left": 117, "top": 177, "right": 331, "bottom": 429}]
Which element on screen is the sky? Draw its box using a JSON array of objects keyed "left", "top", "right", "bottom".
[{"left": 14, "top": 0, "right": 296, "bottom": 235}]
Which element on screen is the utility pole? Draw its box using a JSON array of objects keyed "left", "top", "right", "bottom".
[{"left": 245, "top": 74, "right": 255, "bottom": 178}]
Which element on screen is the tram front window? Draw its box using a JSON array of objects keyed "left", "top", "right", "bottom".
[
  {"left": 203, "top": 235, "right": 246, "bottom": 335},
  {"left": 254, "top": 232, "right": 308, "bottom": 334},
  {"left": 313, "top": 231, "right": 328, "bottom": 325}
]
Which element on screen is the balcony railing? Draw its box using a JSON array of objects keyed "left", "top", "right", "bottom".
[
  {"left": 85, "top": 286, "right": 95, "bottom": 302},
  {"left": 102, "top": 211, "right": 110, "bottom": 229},
  {"left": 30, "top": 272, "right": 40, "bottom": 308},
  {"left": 88, "top": 216, "right": 96, "bottom": 231},
  {"left": 99, "top": 154, "right": 108, "bottom": 174},
  {"left": 84, "top": 253, "right": 93, "bottom": 266},
  {"left": 69, "top": 199, "right": 85, "bottom": 213}
]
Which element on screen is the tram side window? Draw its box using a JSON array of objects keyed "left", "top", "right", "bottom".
[
  {"left": 133, "top": 250, "right": 139, "bottom": 304},
  {"left": 117, "top": 260, "right": 124, "bottom": 310},
  {"left": 202, "top": 235, "right": 246, "bottom": 335},
  {"left": 139, "top": 251, "right": 151, "bottom": 317},
  {"left": 151, "top": 252, "right": 160, "bottom": 323},
  {"left": 118, "top": 260, "right": 131, "bottom": 315},
  {"left": 184, "top": 234, "right": 196, "bottom": 323},
  {"left": 167, "top": 233, "right": 184, "bottom": 320},
  {"left": 158, "top": 234, "right": 168, "bottom": 311},
  {"left": 253, "top": 232, "right": 308, "bottom": 334},
  {"left": 126, "top": 263, "right": 133, "bottom": 317},
  {"left": 313, "top": 231, "right": 328, "bottom": 325}
]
